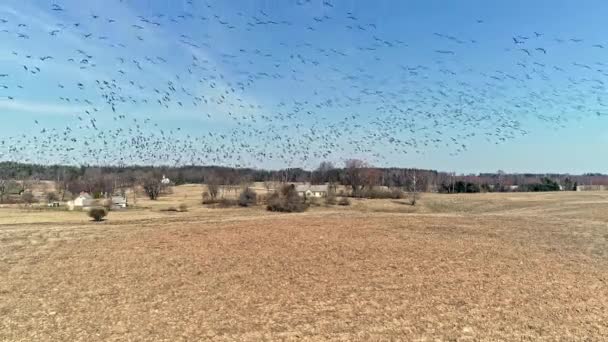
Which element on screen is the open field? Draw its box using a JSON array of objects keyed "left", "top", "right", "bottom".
[{"left": 1, "top": 188, "right": 608, "bottom": 341}]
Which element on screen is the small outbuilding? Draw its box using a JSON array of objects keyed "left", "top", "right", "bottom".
[
  {"left": 576, "top": 185, "right": 607, "bottom": 191},
  {"left": 111, "top": 195, "right": 128, "bottom": 209}
]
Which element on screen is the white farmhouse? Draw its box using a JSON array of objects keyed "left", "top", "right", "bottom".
[
  {"left": 295, "top": 184, "right": 329, "bottom": 198},
  {"left": 67, "top": 192, "right": 94, "bottom": 211}
]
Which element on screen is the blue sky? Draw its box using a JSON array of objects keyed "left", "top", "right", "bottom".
[{"left": 0, "top": 0, "right": 607, "bottom": 173}]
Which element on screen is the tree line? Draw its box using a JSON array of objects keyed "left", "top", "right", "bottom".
[{"left": 1, "top": 161, "right": 606, "bottom": 201}]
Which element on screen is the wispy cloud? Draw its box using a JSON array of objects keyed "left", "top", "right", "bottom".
[
  {"left": 0, "top": 0, "right": 262, "bottom": 126},
  {"left": 0, "top": 99, "right": 85, "bottom": 115}
]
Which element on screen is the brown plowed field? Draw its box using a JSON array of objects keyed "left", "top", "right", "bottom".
[{"left": 1, "top": 190, "right": 608, "bottom": 341}]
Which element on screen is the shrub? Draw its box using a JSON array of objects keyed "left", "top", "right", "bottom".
[
  {"left": 338, "top": 197, "right": 351, "bottom": 206},
  {"left": 238, "top": 187, "right": 257, "bottom": 207},
  {"left": 519, "top": 178, "right": 561, "bottom": 192},
  {"left": 358, "top": 188, "right": 405, "bottom": 199},
  {"left": 46, "top": 192, "right": 59, "bottom": 202},
  {"left": 440, "top": 181, "right": 481, "bottom": 194},
  {"left": 257, "top": 194, "right": 268, "bottom": 205},
  {"left": 217, "top": 198, "right": 238, "bottom": 208},
  {"left": 267, "top": 185, "right": 308, "bottom": 213},
  {"left": 99, "top": 198, "right": 112, "bottom": 210},
  {"left": 307, "top": 197, "right": 322, "bottom": 207},
  {"left": 179, "top": 203, "right": 188, "bottom": 212},
  {"left": 391, "top": 188, "right": 406, "bottom": 199},
  {"left": 88, "top": 207, "right": 108, "bottom": 221},
  {"left": 141, "top": 174, "right": 162, "bottom": 200},
  {"left": 21, "top": 192, "right": 36, "bottom": 204},
  {"left": 202, "top": 197, "right": 239, "bottom": 208},
  {"left": 325, "top": 192, "right": 337, "bottom": 206}
]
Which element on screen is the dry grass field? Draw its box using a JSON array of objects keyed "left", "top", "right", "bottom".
[{"left": 1, "top": 187, "right": 608, "bottom": 341}]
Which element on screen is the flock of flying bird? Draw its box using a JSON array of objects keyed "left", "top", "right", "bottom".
[{"left": 0, "top": 1, "right": 607, "bottom": 168}]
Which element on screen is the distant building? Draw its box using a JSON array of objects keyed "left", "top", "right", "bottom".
[
  {"left": 67, "top": 192, "right": 94, "bottom": 211},
  {"left": 576, "top": 185, "right": 607, "bottom": 191},
  {"left": 161, "top": 175, "right": 171, "bottom": 185},
  {"left": 111, "top": 195, "right": 128, "bottom": 209},
  {"left": 295, "top": 184, "right": 329, "bottom": 198}
]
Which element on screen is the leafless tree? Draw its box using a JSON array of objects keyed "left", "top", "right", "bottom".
[
  {"left": 141, "top": 173, "right": 162, "bottom": 200},
  {"left": 0, "top": 179, "right": 7, "bottom": 203},
  {"left": 46, "top": 192, "right": 59, "bottom": 203},
  {"left": 206, "top": 174, "right": 220, "bottom": 200},
  {"left": 313, "top": 161, "right": 335, "bottom": 184},
  {"left": 263, "top": 181, "right": 274, "bottom": 193},
  {"left": 21, "top": 192, "right": 35, "bottom": 205},
  {"left": 344, "top": 159, "right": 369, "bottom": 196},
  {"left": 407, "top": 170, "right": 425, "bottom": 206}
]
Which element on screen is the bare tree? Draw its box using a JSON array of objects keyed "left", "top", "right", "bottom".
[
  {"left": 206, "top": 174, "right": 220, "bottom": 201},
  {"left": 0, "top": 179, "right": 6, "bottom": 203},
  {"left": 263, "top": 181, "right": 274, "bottom": 193},
  {"left": 344, "top": 159, "right": 369, "bottom": 196},
  {"left": 21, "top": 192, "right": 35, "bottom": 205},
  {"left": 141, "top": 173, "right": 162, "bottom": 200},
  {"left": 407, "top": 170, "right": 425, "bottom": 206},
  {"left": 313, "top": 161, "right": 335, "bottom": 184},
  {"left": 362, "top": 168, "right": 382, "bottom": 189},
  {"left": 68, "top": 168, "right": 116, "bottom": 198},
  {"left": 46, "top": 192, "right": 59, "bottom": 203}
]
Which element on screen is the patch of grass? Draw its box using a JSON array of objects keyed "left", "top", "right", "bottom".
[{"left": 238, "top": 188, "right": 257, "bottom": 207}]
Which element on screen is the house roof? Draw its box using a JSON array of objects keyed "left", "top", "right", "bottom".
[{"left": 295, "top": 184, "right": 329, "bottom": 192}]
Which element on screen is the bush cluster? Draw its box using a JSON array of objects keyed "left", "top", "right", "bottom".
[
  {"left": 338, "top": 197, "right": 351, "bottom": 206},
  {"left": 217, "top": 198, "right": 239, "bottom": 208},
  {"left": 325, "top": 191, "right": 337, "bottom": 205},
  {"left": 356, "top": 188, "right": 405, "bottom": 199},
  {"left": 238, "top": 188, "right": 257, "bottom": 207},
  {"left": 21, "top": 192, "right": 37, "bottom": 204},
  {"left": 88, "top": 207, "right": 108, "bottom": 222},
  {"left": 267, "top": 185, "right": 308, "bottom": 213}
]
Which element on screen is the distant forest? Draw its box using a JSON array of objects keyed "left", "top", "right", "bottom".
[{"left": 1, "top": 161, "right": 607, "bottom": 196}]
